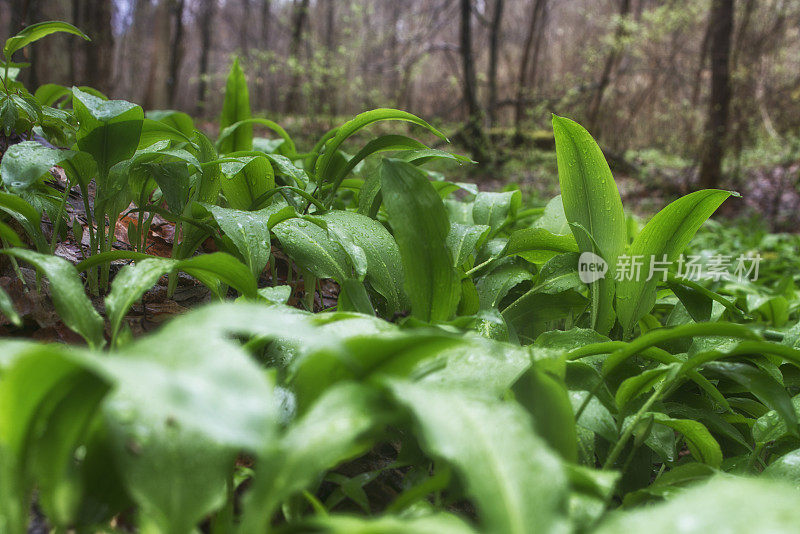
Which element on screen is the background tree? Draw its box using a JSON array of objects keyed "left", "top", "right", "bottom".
[
  {"left": 698, "top": 0, "right": 734, "bottom": 189},
  {"left": 459, "top": 0, "right": 490, "bottom": 163}
]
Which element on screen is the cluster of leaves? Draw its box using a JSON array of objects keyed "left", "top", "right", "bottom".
[{"left": 3, "top": 21, "right": 800, "bottom": 534}]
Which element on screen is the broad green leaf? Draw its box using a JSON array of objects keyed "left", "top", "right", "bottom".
[
  {"left": 502, "top": 291, "right": 588, "bottom": 341},
  {"left": 763, "top": 449, "right": 800, "bottom": 488},
  {"left": 34, "top": 83, "right": 72, "bottom": 106},
  {"left": 220, "top": 154, "right": 274, "bottom": 210},
  {"left": 72, "top": 88, "right": 143, "bottom": 179},
  {"left": 145, "top": 109, "right": 195, "bottom": 137},
  {"left": 752, "top": 393, "right": 800, "bottom": 443},
  {"left": 0, "top": 141, "right": 72, "bottom": 190},
  {"left": 615, "top": 189, "right": 734, "bottom": 336},
  {"left": 0, "top": 191, "right": 47, "bottom": 251},
  {"left": 503, "top": 227, "right": 579, "bottom": 264},
  {"left": 1, "top": 249, "right": 103, "bottom": 348},
  {"left": 475, "top": 263, "right": 534, "bottom": 309},
  {"left": 513, "top": 366, "right": 578, "bottom": 462},
  {"left": 596, "top": 476, "right": 800, "bottom": 534},
  {"left": 552, "top": 115, "right": 626, "bottom": 334},
  {"left": 148, "top": 161, "right": 190, "bottom": 214},
  {"left": 218, "top": 58, "right": 252, "bottom": 153},
  {"left": 389, "top": 380, "right": 569, "bottom": 534},
  {"left": 3, "top": 21, "right": 89, "bottom": 59},
  {"left": 0, "top": 344, "right": 109, "bottom": 533},
  {"left": 205, "top": 204, "right": 272, "bottom": 277},
  {"left": 273, "top": 218, "right": 350, "bottom": 281},
  {"left": 380, "top": 159, "right": 459, "bottom": 322},
  {"left": 105, "top": 259, "right": 170, "bottom": 344},
  {"left": 472, "top": 191, "right": 521, "bottom": 235},
  {"left": 651, "top": 413, "right": 722, "bottom": 467},
  {"left": 447, "top": 223, "right": 490, "bottom": 268},
  {"left": 240, "top": 383, "right": 385, "bottom": 532},
  {"left": 320, "top": 210, "right": 406, "bottom": 314}
]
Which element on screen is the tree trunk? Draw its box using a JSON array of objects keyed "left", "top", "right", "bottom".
[
  {"left": 586, "top": 0, "right": 631, "bottom": 134},
  {"left": 698, "top": 0, "right": 734, "bottom": 189},
  {"left": 322, "top": 0, "right": 337, "bottom": 115},
  {"left": 143, "top": 0, "right": 171, "bottom": 110},
  {"left": 285, "top": 0, "right": 310, "bottom": 114},
  {"left": 487, "top": 0, "right": 504, "bottom": 126},
  {"left": 240, "top": 0, "right": 251, "bottom": 59},
  {"left": 258, "top": 0, "right": 272, "bottom": 110},
  {"left": 514, "top": 0, "right": 547, "bottom": 135},
  {"left": 196, "top": 0, "right": 215, "bottom": 116},
  {"left": 8, "top": 0, "right": 40, "bottom": 88},
  {"left": 167, "top": 0, "right": 186, "bottom": 108},
  {"left": 460, "top": 0, "right": 490, "bottom": 163}
]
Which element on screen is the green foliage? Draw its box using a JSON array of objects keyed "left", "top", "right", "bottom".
[{"left": 3, "top": 37, "right": 800, "bottom": 534}]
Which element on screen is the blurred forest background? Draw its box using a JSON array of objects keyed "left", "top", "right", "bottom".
[{"left": 2, "top": 0, "right": 800, "bottom": 226}]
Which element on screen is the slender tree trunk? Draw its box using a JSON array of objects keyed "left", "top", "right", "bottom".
[
  {"left": 258, "top": 0, "right": 272, "bottom": 110},
  {"left": 69, "top": 0, "right": 114, "bottom": 93},
  {"left": 388, "top": 2, "right": 401, "bottom": 106},
  {"left": 586, "top": 0, "right": 631, "bottom": 133},
  {"left": 698, "top": 0, "right": 734, "bottom": 189},
  {"left": 8, "top": 0, "right": 39, "bottom": 87},
  {"left": 460, "top": 0, "right": 490, "bottom": 163},
  {"left": 196, "top": 0, "right": 215, "bottom": 116},
  {"left": 322, "top": 0, "right": 337, "bottom": 116},
  {"left": 167, "top": 0, "right": 186, "bottom": 108},
  {"left": 285, "top": 0, "right": 310, "bottom": 114},
  {"left": 143, "top": 0, "right": 171, "bottom": 110},
  {"left": 514, "top": 0, "right": 547, "bottom": 135},
  {"left": 240, "top": 0, "right": 251, "bottom": 59},
  {"left": 487, "top": 0, "right": 504, "bottom": 126}
]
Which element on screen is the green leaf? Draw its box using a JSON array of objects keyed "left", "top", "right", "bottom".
[
  {"left": 615, "top": 189, "right": 734, "bottom": 336},
  {"left": 218, "top": 58, "right": 252, "bottom": 154},
  {"left": 447, "top": 223, "right": 490, "bottom": 268},
  {"left": 105, "top": 258, "right": 170, "bottom": 345},
  {"left": 472, "top": 191, "right": 521, "bottom": 235},
  {"left": 240, "top": 383, "right": 385, "bottom": 532},
  {"left": 321, "top": 134, "right": 428, "bottom": 204},
  {"left": 0, "top": 141, "right": 73, "bottom": 190},
  {"left": 389, "top": 380, "right": 569, "bottom": 534},
  {"left": 552, "top": 116, "right": 626, "bottom": 334},
  {"left": 596, "top": 476, "right": 800, "bottom": 534},
  {"left": 380, "top": 159, "right": 459, "bottom": 322},
  {"left": 513, "top": 366, "right": 578, "bottom": 462},
  {"left": 320, "top": 210, "right": 406, "bottom": 314},
  {"left": 273, "top": 217, "right": 349, "bottom": 281},
  {"left": 475, "top": 263, "right": 534, "bottom": 309},
  {"left": 3, "top": 21, "right": 89, "bottom": 59},
  {"left": 1, "top": 249, "right": 104, "bottom": 348},
  {"left": 705, "top": 361, "right": 798, "bottom": 435},
  {"left": 302, "top": 513, "right": 477, "bottom": 534},
  {"left": 220, "top": 154, "right": 274, "bottom": 210},
  {"left": 0, "top": 286, "right": 21, "bottom": 327},
  {"left": 315, "top": 109, "right": 447, "bottom": 188},
  {"left": 72, "top": 87, "right": 143, "bottom": 179},
  {"left": 0, "top": 191, "right": 47, "bottom": 251},
  {"left": 219, "top": 118, "right": 297, "bottom": 157},
  {"left": 503, "top": 227, "right": 579, "bottom": 264},
  {"left": 0, "top": 344, "right": 109, "bottom": 532},
  {"left": 651, "top": 413, "right": 723, "bottom": 467},
  {"left": 205, "top": 204, "right": 272, "bottom": 277}
]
